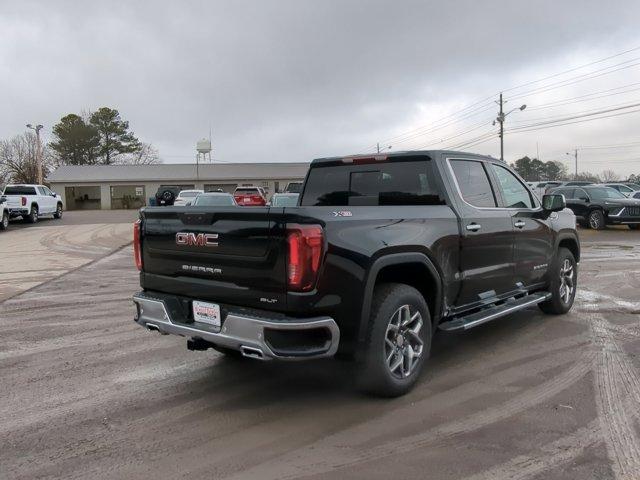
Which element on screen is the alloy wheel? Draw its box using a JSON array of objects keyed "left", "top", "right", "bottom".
[
  {"left": 384, "top": 304, "right": 424, "bottom": 379},
  {"left": 589, "top": 212, "right": 600, "bottom": 229},
  {"left": 559, "top": 258, "right": 575, "bottom": 304}
]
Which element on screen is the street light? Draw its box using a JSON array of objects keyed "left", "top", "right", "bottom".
[
  {"left": 494, "top": 93, "right": 527, "bottom": 161},
  {"left": 566, "top": 149, "right": 578, "bottom": 178},
  {"left": 26, "top": 123, "right": 44, "bottom": 184}
]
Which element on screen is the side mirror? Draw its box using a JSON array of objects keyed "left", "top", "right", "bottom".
[
  {"left": 579, "top": 196, "right": 590, "bottom": 202},
  {"left": 542, "top": 194, "right": 566, "bottom": 212},
  {"left": 51, "top": 193, "right": 57, "bottom": 197}
]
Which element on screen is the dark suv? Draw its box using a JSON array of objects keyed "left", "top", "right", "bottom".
[
  {"left": 155, "top": 185, "right": 182, "bottom": 206},
  {"left": 551, "top": 185, "right": 640, "bottom": 229}
]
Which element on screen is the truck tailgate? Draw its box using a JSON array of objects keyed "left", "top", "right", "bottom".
[
  {"left": 140, "top": 206, "right": 287, "bottom": 309},
  {"left": 3, "top": 195, "right": 25, "bottom": 209}
]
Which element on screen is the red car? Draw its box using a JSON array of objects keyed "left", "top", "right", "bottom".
[{"left": 233, "top": 187, "right": 267, "bottom": 206}]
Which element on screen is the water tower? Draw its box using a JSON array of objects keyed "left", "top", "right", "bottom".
[{"left": 196, "top": 138, "right": 212, "bottom": 163}]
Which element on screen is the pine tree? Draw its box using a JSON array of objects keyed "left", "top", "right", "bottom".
[
  {"left": 50, "top": 114, "right": 101, "bottom": 165},
  {"left": 89, "top": 107, "right": 141, "bottom": 165}
]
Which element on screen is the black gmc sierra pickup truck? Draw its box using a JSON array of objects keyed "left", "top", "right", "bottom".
[{"left": 133, "top": 150, "right": 579, "bottom": 396}]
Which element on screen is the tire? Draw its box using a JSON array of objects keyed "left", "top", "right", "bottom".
[
  {"left": 0, "top": 211, "right": 8, "bottom": 230},
  {"left": 158, "top": 190, "right": 175, "bottom": 206},
  {"left": 587, "top": 209, "right": 605, "bottom": 230},
  {"left": 357, "top": 283, "right": 432, "bottom": 397},
  {"left": 628, "top": 224, "right": 640, "bottom": 230},
  {"left": 23, "top": 205, "right": 38, "bottom": 223},
  {"left": 53, "top": 203, "right": 63, "bottom": 219},
  {"left": 539, "top": 247, "right": 577, "bottom": 315}
]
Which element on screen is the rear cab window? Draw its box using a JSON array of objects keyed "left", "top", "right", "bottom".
[
  {"left": 300, "top": 156, "right": 446, "bottom": 206},
  {"left": 4, "top": 186, "right": 37, "bottom": 195}
]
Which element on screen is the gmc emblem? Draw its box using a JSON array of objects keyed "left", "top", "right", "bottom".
[{"left": 175, "top": 232, "right": 219, "bottom": 247}]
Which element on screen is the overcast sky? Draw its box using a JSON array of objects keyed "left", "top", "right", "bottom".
[{"left": 2, "top": 0, "right": 640, "bottom": 176}]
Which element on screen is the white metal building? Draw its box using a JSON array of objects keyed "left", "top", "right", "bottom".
[{"left": 47, "top": 162, "right": 309, "bottom": 210}]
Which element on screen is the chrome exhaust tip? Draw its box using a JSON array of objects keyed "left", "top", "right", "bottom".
[
  {"left": 145, "top": 323, "right": 160, "bottom": 332},
  {"left": 240, "top": 345, "right": 265, "bottom": 360}
]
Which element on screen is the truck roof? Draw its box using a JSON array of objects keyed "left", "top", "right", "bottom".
[{"left": 310, "top": 150, "right": 495, "bottom": 165}]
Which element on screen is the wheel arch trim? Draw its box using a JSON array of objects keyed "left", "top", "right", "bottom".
[
  {"left": 556, "top": 231, "right": 581, "bottom": 262},
  {"left": 357, "top": 252, "right": 444, "bottom": 344}
]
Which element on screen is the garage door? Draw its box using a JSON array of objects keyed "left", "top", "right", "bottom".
[
  {"left": 65, "top": 186, "right": 102, "bottom": 210},
  {"left": 110, "top": 185, "right": 145, "bottom": 209}
]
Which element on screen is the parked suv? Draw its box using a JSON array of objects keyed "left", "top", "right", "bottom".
[
  {"left": 154, "top": 186, "right": 182, "bottom": 206},
  {"left": 603, "top": 183, "right": 639, "bottom": 197},
  {"left": 233, "top": 187, "right": 267, "bottom": 206},
  {"left": 133, "top": 150, "right": 579, "bottom": 396},
  {"left": 551, "top": 185, "right": 640, "bottom": 229},
  {"left": 2, "top": 184, "right": 63, "bottom": 223},
  {"left": 174, "top": 189, "right": 204, "bottom": 206}
]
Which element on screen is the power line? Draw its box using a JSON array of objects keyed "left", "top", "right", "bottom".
[
  {"left": 526, "top": 83, "right": 640, "bottom": 111},
  {"left": 577, "top": 140, "right": 640, "bottom": 150},
  {"left": 500, "top": 45, "right": 640, "bottom": 95},
  {"left": 511, "top": 98, "right": 640, "bottom": 124},
  {"left": 405, "top": 118, "right": 495, "bottom": 150},
  {"left": 507, "top": 102, "right": 640, "bottom": 132},
  {"left": 508, "top": 58, "right": 640, "bottom": 101},
  {"left": 363, "top": 101, "right": 496, "bottom": 151},
  {"left": 360, "top": 45, "right": 640, "bottom": 154}
]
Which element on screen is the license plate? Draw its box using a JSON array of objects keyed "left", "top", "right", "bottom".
[{"left": 192, "top": 301, "right": 221, "bottom": 327}]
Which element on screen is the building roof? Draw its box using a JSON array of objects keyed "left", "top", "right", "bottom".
[{"left": 47, "top": 162, "right": 310, "bottom": 183}]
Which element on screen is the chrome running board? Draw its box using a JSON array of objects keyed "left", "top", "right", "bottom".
[{"left": 438, "top": 292, "right": 551, "bottom": 332}]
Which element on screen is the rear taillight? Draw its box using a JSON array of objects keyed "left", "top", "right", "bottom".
[
  {"left": 21, "top": 196, "right": 27, "bottom": 206},
  {"left": 286, "top": 224, "right": 323, "bottom": 292},
  {"left": 133, "top": 219, "right": 143, "bottom": 271},
  {"left": 251, "top": 195, "right": 263, "bottom": 204}
]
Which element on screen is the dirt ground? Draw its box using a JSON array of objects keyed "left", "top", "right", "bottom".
[
  {"left": 1, "top": 211, "right": 639, "bottom": 479},
  {"left": 0, "top": 210, "right": 136, "bottom": 301}
]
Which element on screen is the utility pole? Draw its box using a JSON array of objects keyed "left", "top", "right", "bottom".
[
  {"left": 376, "top": 143, "right": 391, "bottom": 154},
  {"left": 494, "top": 94, "right": 526, "bottom": 162},
  {"left": 498, "top": 93, "right": 504, "bottom": 162},
  {"left": 26, "top": 124, "right": 44, "bottom": 184}
]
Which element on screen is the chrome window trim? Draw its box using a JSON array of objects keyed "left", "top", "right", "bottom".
[{"left": 445, "top": 157, "right": 542, "bottom": 213}]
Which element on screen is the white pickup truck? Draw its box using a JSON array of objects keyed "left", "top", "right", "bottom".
[
  {"left": 0, "top": 197, "right": 8, "bottom": 231},
  {"left": 2, "top": 184, "right": 64, "bottom": 223}
]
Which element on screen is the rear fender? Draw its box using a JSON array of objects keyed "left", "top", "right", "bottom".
[{"left": 357, "top": 252, "right": 443, "bottom": 345}]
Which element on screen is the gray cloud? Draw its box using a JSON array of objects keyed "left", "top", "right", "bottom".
[{"left": 2, "top": 0, "right": 640, "bottom": 174}]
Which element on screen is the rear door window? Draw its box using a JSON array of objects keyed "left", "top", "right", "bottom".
[
  {"left": 300, "top": 157, "right": 445, "bottom": 206},
  {"left": 449, "top": 159, "right": 497, "bottom": 208}
]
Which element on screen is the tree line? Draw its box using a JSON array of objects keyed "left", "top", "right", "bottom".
[
  {"left": 0, "top": 107, "right": 160, "bottom": 185},
  {"left": 511, "top": 156, "right": 638, "bottom": 184}
]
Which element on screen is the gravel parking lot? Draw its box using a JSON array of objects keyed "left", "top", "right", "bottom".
[{"left": 1, "top": 212, "right": 639, "bottom": 479}]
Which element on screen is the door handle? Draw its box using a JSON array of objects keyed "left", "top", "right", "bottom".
[
  {"left": 466, "top": 223, "right": 482, "bottom": 231},
  {"left": 514, "top": 220, "right": 526, "bottom": 228}
]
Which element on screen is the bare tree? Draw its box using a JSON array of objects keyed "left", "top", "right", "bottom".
[
  {"left": 0, "top": 132, "right": 55, "bottom": 184},
  {"left": 116, "top": 142, "right": 161, "bottom": 165},
  {"left": 600, "top": 169, "right": 619, "bottom": 182}
]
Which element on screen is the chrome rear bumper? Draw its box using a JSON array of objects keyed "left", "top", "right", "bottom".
[{"left": 133, "top": 292, "right": 340, "bottom": 361}]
